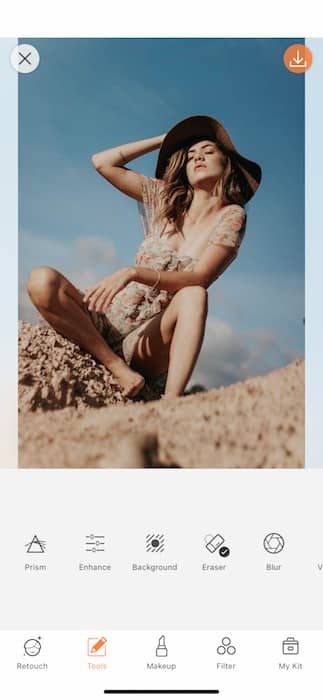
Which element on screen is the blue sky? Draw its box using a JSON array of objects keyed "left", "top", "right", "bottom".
[{"left": 19, "top": 38, "right": 304, "bottom": 389}]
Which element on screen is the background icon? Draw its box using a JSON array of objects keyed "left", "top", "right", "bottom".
[
  {"left": 88, "top": 636, "right": 107, "bottom": 656},
  {"left": 156, "top": 635, "right": 168, "bottom": 657},
  {"left": 10, "top": 44, "right": 40, "bottom": 74},
  {"left": 217, "top": 636, "right": 236, "bottom": 655},
  {"left": 25, "top": 535, "right": 46, "bottom": 554},
  {"left": 146, "top": 534, "right": 165, "bottom": 553},
  {"left": 24, "top": 638, "right": 42, "bottom": 656},
  {"left": 85, "top": 534, "right": 105, "bottom": 553},
  {"left": 263, "top": 533, "right": 284, "bottom": 554}
]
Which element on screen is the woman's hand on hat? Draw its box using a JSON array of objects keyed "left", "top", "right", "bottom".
[{"left": 83, "top": 266, "right": 135, "bottom": 313}]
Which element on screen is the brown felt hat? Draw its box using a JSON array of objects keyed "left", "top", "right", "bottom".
[{"left": 155, "top": 114, "right": 262, "bottom": 202}]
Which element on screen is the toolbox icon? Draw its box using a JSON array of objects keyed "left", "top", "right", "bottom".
[{"left": 282, "top": 637, "right": 299, "bottom": 655}]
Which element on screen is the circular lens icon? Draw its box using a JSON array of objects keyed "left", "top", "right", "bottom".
[
  {"left": 263, "top": 533, "right": 285, "bottom": 554},
  {"left": 10, "top": 44, "right": 40, "bottom": 74}
]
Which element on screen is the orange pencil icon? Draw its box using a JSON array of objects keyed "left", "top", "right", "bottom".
[{"left": 89, "top": 637, "right": 107, "bottom": 655}]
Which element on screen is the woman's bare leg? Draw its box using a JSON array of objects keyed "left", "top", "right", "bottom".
[
  {"left": 164, "top": 286, "right": 208, "bottom": 396},
  {"left": 131, "top": 286, "right": 208, "bottom": 397},
  {"left": 27, "top": 266, "right": 145, "bottom": 398}
]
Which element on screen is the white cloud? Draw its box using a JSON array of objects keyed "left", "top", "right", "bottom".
[
  {"left": 189, "top": 316, "right": 301, "bottom": 390},
  {"left": 19, "top": 230, "right": 119, "bottom": 320},
  {"left": 75, "top": 236, "right": 117, "bottom": 266}
]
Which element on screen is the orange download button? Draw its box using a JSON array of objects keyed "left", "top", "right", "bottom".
[{"left": 283, "top": 44, "right": 313, "bottom": 73}]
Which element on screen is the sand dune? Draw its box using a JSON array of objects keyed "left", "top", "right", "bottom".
[{"left": 19, "top": 322, "right": 304, "bottom": 469}]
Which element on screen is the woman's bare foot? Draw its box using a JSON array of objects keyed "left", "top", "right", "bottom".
[{"left": 109, "top": 358, "right": 145, "bottom": 398}]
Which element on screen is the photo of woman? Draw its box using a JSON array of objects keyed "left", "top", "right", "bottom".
[
  {"left": 27, "top": 115, "right": 261, "bottom": 400},
  {"left": 18, "top": 38, "right": 304, "bottom": 468}
]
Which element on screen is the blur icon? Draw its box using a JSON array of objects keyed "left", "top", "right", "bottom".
[{"left": 263, "top": 533, "right": 284, "bottom": 554}]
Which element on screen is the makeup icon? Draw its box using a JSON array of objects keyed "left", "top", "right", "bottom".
[
  {"left": 156, "top": 635, "right": 168, "bottom": 657},
  {"left": 88, "top": 636, "right": 107, "bottom": 656}
]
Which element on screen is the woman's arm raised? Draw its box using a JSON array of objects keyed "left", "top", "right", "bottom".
[{"left": 91, "top": 134, "right": 166, "bottom": 201}]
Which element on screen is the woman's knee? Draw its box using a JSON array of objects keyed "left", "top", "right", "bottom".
[
  {"left": 27, "top": 266, "right": 62, "bottom": 310},
  {"left": 175, "top": 285, "right": 208, "bottom": 309}
]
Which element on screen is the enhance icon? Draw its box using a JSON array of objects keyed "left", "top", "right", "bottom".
[{"left": 85, "top": 534, "right": 105, "bottom": 553}]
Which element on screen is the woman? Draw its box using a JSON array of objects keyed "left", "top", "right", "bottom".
[{"left": 27, "top": 115, "right": 262, "bottom": 399}]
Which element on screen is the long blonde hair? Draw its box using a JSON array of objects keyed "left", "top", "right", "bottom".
[{"left": 155, "top": 139, "right": 249, "bottom": 232}]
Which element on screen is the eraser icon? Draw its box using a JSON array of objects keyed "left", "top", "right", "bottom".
[
  {"left": 156, "top": 635, "right": 168, "bottom": 657},
  {"left": 205, "top": 534, "right": 225, "bottom": 553}
]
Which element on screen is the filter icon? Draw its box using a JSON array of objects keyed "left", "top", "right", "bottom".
[{"left": 156, "top": 635, "right": 168, "bottom": 657}]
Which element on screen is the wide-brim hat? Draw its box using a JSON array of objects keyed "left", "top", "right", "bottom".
[{"left": 155, "top": 115, "right": 262, "bottom": 202}]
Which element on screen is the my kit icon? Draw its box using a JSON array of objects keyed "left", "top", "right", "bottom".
[{"left": 282, "top": 637, "right": 299, "bottom": 655}]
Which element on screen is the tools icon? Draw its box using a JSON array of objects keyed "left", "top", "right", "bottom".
[
  {"left": 204, "top": 534, "right": 230, "bottom": 558},
  {"left": 156, "top": 635, "right": 168, "bottom": 657},
  {"left": 85, "top": 534, "right": 105, "bottom": 553},
  {"left": 25, "top": 535, "right": 46, "bottom": 554},
  {"left": 146, "top": 534, "right": 165, "bottom": 553},
  {"left": 88, "top": 636, "right": 107, "bottom": 657}
]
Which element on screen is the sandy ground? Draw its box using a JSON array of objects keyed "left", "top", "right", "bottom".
[{"left": 19, "top": 322, "right": 304, "bottom": 469}]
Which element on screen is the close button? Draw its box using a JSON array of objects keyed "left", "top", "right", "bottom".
[{"left": 10, "top": 43, "right": 40, "bottom": 74}]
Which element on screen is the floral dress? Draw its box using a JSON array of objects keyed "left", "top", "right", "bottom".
[{"left": 85, "top": 175, "right": 246, "bottom": 395}]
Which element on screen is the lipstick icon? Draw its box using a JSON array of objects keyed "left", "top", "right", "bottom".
[
  {"left": 156, "top": 635, "right": 168, "bottom": 657},
  {"left": 88, "top": 636, "right": 107, "bottom": 656}
]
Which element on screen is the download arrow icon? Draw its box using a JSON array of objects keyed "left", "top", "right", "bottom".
[{"left": 293, "top": 50, "right": 305, "bottom": 65}]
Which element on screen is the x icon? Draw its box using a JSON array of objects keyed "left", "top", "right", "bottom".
[{"left": 18, "top": 51, "right": 32, "bottom": 66}]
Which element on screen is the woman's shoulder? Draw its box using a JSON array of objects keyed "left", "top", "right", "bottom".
[
  {"left": 217, "top": 203, "right": 247, "bottom": 231},
  {"left": 221, "top": 203, "right": 246, "bottom": 218},
  {"left": 208, "top": 203, "right": 247, "bottom": 250}
]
